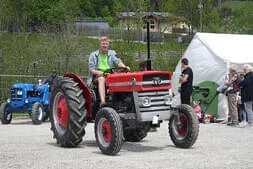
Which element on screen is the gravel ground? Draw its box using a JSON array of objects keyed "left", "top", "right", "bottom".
[{"left": 0, "top": 119, "right": 253, "bottom": 169}]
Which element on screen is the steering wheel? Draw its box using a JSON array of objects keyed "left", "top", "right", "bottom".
[{"left": 103, "top": 67, "right": 129, "bottom": 76}]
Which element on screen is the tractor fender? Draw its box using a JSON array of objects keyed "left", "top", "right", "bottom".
[{"left": 64, "top": 73, "right": 92, "bottom": 119}]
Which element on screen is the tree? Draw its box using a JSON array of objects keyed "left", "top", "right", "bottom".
[
  {"left": 219, "top": 1, "right": 253, "bottom": 34},
  {"left": 79, "top": 0, "right": 96, "bottom": 17},
  {"left": 232, "top": 2, "right": 253, "bottom": 34},
  {"left": 166, "top": 0, "right": 220, "bottom": 33}
]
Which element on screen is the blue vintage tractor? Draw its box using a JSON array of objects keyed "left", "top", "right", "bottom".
[{"left": 0, "top": 82, "right": 50, "bottom": 125}]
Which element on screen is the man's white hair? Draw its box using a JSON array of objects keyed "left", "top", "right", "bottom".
[{"left": 243, "top": 64, "right": 253, "bottom": 71}]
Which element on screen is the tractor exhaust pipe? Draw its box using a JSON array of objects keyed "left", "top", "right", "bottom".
[{"left": 146, "top": 21, "right": 152, "bottom": 71}]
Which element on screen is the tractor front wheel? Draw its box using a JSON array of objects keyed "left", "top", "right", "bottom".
[
  {"left": 32, "top": 102, "right": 44, "bottom": 125},
  {"left": 95, "top": 107, "right": 123, "bottom": 155},
  {"left": 50, "top": 77, "right": 87, "bottom": 147},
  {"left": 0, "top": 103, "right": 12, "bottom": 124},
  {"left": 169, "top": 104, "right": 199, "bottom": 148}
]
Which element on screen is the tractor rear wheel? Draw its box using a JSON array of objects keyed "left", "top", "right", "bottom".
[
  {"left": 124, "top": 125, "right": 150, "bottom": 142},
  {"left": 95, "top": 107, "right": 123, "bottom": 155},
  {"left": 169, "top": 104, "right": 199, "bottom": 148},
  {"left": 32, "top": 102, "right": 44, "bottom": 125},
  {"left": 50, "top": 77, "right": 87, "bottom": 147},
  {"left": 0, "top": 103, "right": 12, "bottom": 124},
  {"left": 42, "top": 112, "right": 49, "bottom": 122}
]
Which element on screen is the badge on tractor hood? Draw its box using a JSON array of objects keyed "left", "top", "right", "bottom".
[{"left": 152, "top": 77, "right": 161, "bottom": 86}]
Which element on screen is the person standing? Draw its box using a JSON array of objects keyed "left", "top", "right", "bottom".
[
  {"left": 238, "top": 73, "right": 247, "bottom": 127},
  {"left": 226, "top": 68, "right": 240, "bottom": 126},
  {"left": 179, "top": 58, "right": 193, "bottom": 105},
  {"left": 239, "top": 64, "right": 253, "bottom": 127}
]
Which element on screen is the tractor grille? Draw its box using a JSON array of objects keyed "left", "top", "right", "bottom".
[
  {"left": 134, "top": 90, "right": 173, "bottom": 122},
  {"left": 142, "top": 74, "right": 170, "bottom": 88},
  {"left": 10, "top": 88, "right": 22, "bottom": 100},
  {"left": 137, "top": 90, "right": 171, "bottom": 112}
]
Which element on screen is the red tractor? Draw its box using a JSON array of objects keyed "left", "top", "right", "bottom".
[{"left": 49, "top": 69, "right": 199, "bottom": 155}]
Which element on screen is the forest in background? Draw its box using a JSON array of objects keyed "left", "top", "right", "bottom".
[
  {"left": 0, "top": 0, "right": 252, "bottom": 101},
  {"left": 0, "top": 0, "right": 252, "bottom": 33}
]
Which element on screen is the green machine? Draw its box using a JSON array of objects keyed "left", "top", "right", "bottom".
[{"left": 192, "top": 81, "right": 219, "bottom": 121}]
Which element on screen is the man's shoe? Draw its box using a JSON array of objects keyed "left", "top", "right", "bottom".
[
  {"left": 239, "top": 121, "right": 248, "bottom": 128},
  {"left": 217, "top": 120, "right": 227, "bottom": 124},
  {"left": 227, "top": 122, "right": 239, "bottom": 127},
  {"left": 226, "top": 121, "right": 232, "bottom": 125}
]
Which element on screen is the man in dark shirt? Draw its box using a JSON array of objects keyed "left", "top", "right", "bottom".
[
  {"left": 179, "top": 58, "right": 193, "bottom": 105},
  {"left": 239, "top": 64, "right": 253, "bottom": 126},
  {"left": 44, "top": 69, "right": 58, "bottom": 89}
]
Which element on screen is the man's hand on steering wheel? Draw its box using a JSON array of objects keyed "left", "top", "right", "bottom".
[
  {"left": 103, "top": 67, "right": 130, "bottom": 76},
  {"left": 123, "top": 66, "right": 130, "bottom": 72}
]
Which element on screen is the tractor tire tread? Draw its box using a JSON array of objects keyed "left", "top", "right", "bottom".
[
  {"left": 0, "top": 103, "right": 12, "bottom": 124},
  {"left": 169, "top": 104, "right": 199, "bottom": 148},
  {"left": 32, "top": 102, "right": 43, "bottom": 125},
  {"left": 50, "top": 77, "right": 87, "bottom": 147},
  {"left": 95, "top": 107, "right": 123, "bottom": 155}
]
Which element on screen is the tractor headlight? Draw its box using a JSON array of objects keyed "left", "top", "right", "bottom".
[
  {"left": 7, "top": 98, "right": 10, "bottom": 103},
  {"left": 25, "top": 99, "right": 29, "bottom": 103},
  {"left": 141, "top": 97, "right": 151, "bottom": 107},
  {"left": 164, "top": 90, "right": 173, "bottom": 105}
]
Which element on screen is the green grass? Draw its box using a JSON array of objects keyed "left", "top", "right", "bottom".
[
  {"left": 1, "top": 32, "right": 182, "bottom": 75},
  {"left": 222, "top": 0, "right": 253, "bottom": 9},
  {"left": 0, "top": 31, "right": 183, "bottom": 102}
]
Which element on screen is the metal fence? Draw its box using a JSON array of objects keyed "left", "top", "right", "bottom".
[{"left": 0, "top": 16, "right": 193, "bottom": 43}]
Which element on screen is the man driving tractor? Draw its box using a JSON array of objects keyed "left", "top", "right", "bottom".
[{"left": 87, "top": 36, "right": 130, "bottom": 107}]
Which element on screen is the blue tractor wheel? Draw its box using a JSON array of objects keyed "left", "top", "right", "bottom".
[
  {"left": 0, "top": 103, "right": 12, "bottom": 124},
  {"left": 32, "top": 102, "right": 44, "bottom": 125}
]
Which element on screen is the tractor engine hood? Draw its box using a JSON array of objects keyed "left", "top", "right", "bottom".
[{"left": 106, "top": 71, "right": 172, "bottom": 93}]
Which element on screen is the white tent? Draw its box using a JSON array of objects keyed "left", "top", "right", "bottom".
[{"left": 172, "top": 32, "right": 253, "bottom": 120}]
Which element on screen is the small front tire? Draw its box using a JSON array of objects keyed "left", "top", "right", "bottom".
[
  {"left": 95, "top": 107, "right": 123, "bottom": 155},
  {"left": 32, "top": 102, "right": 44, "bottom": 125},
  {"left": 169, "top": 104, "right": 199, "bottom": 148}
]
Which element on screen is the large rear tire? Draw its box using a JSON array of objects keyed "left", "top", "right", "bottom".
[
  {"left": 124, "top": 125, "right": 150, "bottom": 142},
  {"left": 50, "top": 77, "right": 87, "bottom": 147},
  {"left": 169, "top": 104, "right": 199, "bottom": 148},
  {"left": 0, "top": 103, "right": 12, "bottom": 124},
  {"left": 32, "top": 102, "right": 43, "bottom": 125},
  {"left": 95, "top": 107, "right": 123, "bottom": 155}
]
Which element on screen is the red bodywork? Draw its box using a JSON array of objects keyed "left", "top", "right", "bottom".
[
  {"left": 106, "top": 71, "right": 172, "bottom": 93},
  {"left": 64, "top": 73, "right": 93, "bottom": 120},
  {"left": 64, "top": 71, "right": 172, "bottom": 120}
]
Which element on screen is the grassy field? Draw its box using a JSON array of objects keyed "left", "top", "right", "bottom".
[
  {"left": 1, "top": 32, "right": 182, "bottom": 75},
  {"left": 0, "top": 32, "right": 183, "bottom": 102}
]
